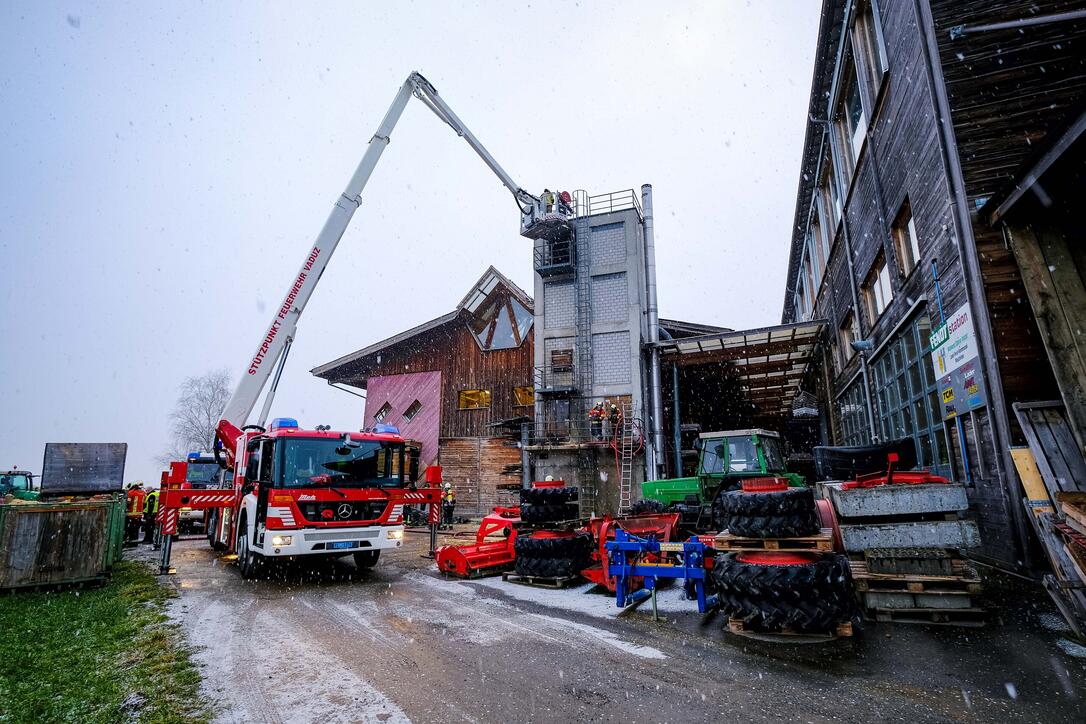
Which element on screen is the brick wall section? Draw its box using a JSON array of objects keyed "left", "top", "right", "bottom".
[
  {"left": 590, "top": 272, "right": 627, "bottom": 323},
  {"left": 439, "top": 437, "right": 521, "bottom": 517},
  {"left": 589, "top": 222, "right": 626, "bottom": 266},
  {"left": 592, "top": 331, "right": 631, "bottom": 385},
  {"left": 544, "top": 281, "right": 575, "bottom": 329}
]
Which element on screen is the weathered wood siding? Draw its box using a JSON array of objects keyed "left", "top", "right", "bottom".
[
  {"left": 930, "top": 0, "right": 1084, "bottom": 428},
  {"left": 439, "top": 437, "right": 521, "bottom": 517},
  {"left": 337, "top": 316, "right": 534, "bottom": 439},
  {"left": 364, "top": 371, "right": 442, "bottom": 468}
]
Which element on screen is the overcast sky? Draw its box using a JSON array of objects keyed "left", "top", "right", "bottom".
[{"left": 1, "top": 1, "right": 821, "bottom": 483}]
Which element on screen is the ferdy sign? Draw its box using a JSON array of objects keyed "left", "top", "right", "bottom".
[{"left": 929, "top": 303, "right": 986, "bottom": 420}]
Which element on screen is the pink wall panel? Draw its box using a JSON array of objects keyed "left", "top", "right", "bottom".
[{"left": 363, "top": 371, "right": 442, "bottom": 467}]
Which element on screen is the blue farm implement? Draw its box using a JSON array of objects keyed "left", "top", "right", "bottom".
[{"left": 606, "top": 529, "right": 715, "bottom": 619}]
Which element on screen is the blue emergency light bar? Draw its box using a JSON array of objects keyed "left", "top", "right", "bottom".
[
  {"left": 270, "top": 417, "right": 300, "bottom": 431},
  {"left": 374, "top": 423, "right": 401, "bottom": 435}
]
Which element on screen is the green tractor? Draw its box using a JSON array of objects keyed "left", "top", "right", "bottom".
[
  {"left": 639, "top": 429, "right": 803, "bottom": 531},
  {"left": 0, "top": 470, "right": 39, "bottom": 501}
]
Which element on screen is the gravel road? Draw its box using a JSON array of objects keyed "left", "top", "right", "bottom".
[{"left": 146, "top": 530, "right": 1086, "bottom": 723}]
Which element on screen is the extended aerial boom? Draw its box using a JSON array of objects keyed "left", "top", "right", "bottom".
[{"left": 216, "top": 72, "right": 539, "bottom": 460}]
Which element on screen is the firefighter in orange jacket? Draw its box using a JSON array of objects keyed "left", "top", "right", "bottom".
[{"left": 588, "top": 402, "right": 605, "bottom": 441}]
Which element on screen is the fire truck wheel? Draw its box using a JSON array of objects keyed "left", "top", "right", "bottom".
[
  {"left": 717, "top": 487, "right": 815, "bottom": 517},
  {"left": 520, "top": 487, "right": 579, "bottom": 505},
  {"left": 724, "top": 511, "right": 821, "bottom": 539},
  {"left": 712, "top": 552, "right": 853, "bottom": 632},
  {"left": 628, "top": 499, "right": 666, "bottom": 515},
  {"left": 236, "top": 518, "right": 263, "bottom": 580},
  {"left": 519, "top": 502, "right": 581, "bottom": 524},
  {"left": 353, "top": 550, "right": 381, "bottom": 569}
]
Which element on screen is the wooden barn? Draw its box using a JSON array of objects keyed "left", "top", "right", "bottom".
[
  {"left": 781, "top": 0, "right": 1086, "bottom": 569},
  {"left": 311, "top": 267, "right": 534, "bottom": 516}
]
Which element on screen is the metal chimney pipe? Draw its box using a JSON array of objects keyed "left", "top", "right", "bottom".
[{"left": 642, "top": 184, "right": 666, "bottom": 480}]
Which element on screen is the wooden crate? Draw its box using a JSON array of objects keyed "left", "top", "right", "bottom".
[
  {"left": 867, "top": 606, "right": 987, "bottom": 627},
  {"left": 502, "top": 572, "right": 580, "bottom": 589},
  {"left": 849, "top": 560, "right": 982, "bottom": 594},
  {"left": 726, "top": 617, "right": 853, "bottom": 641},
  {"left": 713, "top": 528, "right": 833, "bottom": 552}
]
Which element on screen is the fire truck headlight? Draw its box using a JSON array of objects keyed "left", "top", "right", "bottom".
[
  {"left": 271, "top": 535, "right": 293, "bottom": 547},
  {"left": 386, "top": 529, "right": 404, "bottom": 541}
]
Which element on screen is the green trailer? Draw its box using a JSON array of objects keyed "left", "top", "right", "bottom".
[
  {"left": 641, "top": 429, "right": 804, "bottom": 531},
  {"left": 0, "top": 493, "right": 126, "bottom": 590}
]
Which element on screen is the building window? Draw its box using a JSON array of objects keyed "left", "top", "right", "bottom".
[
  {"left": 838, "top": 379, "right": 868, "bottom": 446},
  {"left": 513, "top": 386, "right": 534, "bottom": 407},
  {"left": 402, "top": 399, "right": 423, "bottom": 422},
  {"left": 852, "top": 0, "right": 888, "bottom": 108},
  {"left": 835, "top": 58, "right": 867, "bottom": 177},
  {"left": 872, "top": 315, "right": 950, "bottom": 477},
  {"left": 374, "top": 402, "right": 393, "bottom": 423},
  {"left": 892, "top": 199, "right": 921, "bottom": 277},
  {"left": 863, "top": 253, "right": 894, "bottom": 323},
  {"left": 457, "top": 389, "right": 491, "bottom": 410},
  {"left": 839, "top": 310, "right": 858, "bottom": 364},
  {"left": 820, "top": 154, "right": 841, "bottom": 227},
  {"left": 463, "top": 278, "right": 533, "bottom": 351}
]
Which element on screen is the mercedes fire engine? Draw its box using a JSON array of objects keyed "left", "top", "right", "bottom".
[{"left": 158, "top": 72, "right": 556, "bottom": 578}]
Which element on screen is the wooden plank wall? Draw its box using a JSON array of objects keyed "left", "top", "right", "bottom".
[
  {"left": 339, "top": 316, "right": 535, "bottom": 439},
  {"left": 931, "top": 0, "right": 1085, "bottom": 427},
  {"left": 439, "top": 437, "right": 521, "bottom": 517}
]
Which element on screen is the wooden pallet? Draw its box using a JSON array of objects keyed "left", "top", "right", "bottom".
[
  {"left": 713, "top": 528, "right": 833, "bottom": 552},
  {"left": 849, "top": 560, "right": 982, "bottom": 594},
  {"left": 726, "top": 617, "right": 853, "bottom": 643},
  {"left": 502, "top": 572, "right": 580, "bottom": 589},
  {"left": 1059, "top": 494, "right": 1086, "bottom": 536},
  {"left": 867, "top": 606, "right": 987, "bottom": 627}
]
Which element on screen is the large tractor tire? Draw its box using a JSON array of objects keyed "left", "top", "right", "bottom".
[
  {"left": 628, "top": 499, "right": 666, "bottom": 515},
  {"left": 520, "top": 502, "right": 580, "bottom": 524},
  {"left": 717, "top": 487, "right": 816, "bottom": 517},
  {"left": 712, "top": 551, "right": 854, "bottom": 632},
  {"left": 520, "top": 486, "right": 579, "bottom": 505},
  {"left": 724, "top": 511, "right": 821, "bottom": 538},
  {"left": 514, "top": 531, "right": 593, "bottom": 578}
]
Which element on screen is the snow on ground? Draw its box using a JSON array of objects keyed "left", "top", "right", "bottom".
[{"left": 465, "top": 575, "right": 700, "bottom": 619}]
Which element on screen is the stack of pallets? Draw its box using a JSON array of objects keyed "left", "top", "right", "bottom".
[{"left": 823, "top": 482, "right": 985, "bottom": 626}]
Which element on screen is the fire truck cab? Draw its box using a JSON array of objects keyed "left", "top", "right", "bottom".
[{"left": 211, "top": 418, "right": 427, "bottom": 577}]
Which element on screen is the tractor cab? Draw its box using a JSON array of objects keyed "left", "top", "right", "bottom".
[
  {"left": 640, "top": 429, "right": 803, "bottom": 531},
  {"left": 0, "top": 470, "right": 38, "bottom": 500}
]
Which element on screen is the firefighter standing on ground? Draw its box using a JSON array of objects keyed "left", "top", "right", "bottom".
[
  {"left": 441, "top": 483, "right": 456, "bottom": 530},
  {"left": 142, "top": 487, "right": 159, "bottom": 544}
]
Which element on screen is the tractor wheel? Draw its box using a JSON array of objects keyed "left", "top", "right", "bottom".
[
  {"left": 520, "top": 487, "right": 579, "bottom": 505},
  {"left": 724, "top": 511, "right": 821, "bottom": 539},
  {"left": 514, "top": 531, "right": 593, "bottom": 557},
  {"left": 520, "top": 502, "right": 580, "bottom": 524},
  {"left": 628, "top": 499, "right": 666, "bottom": 515},
  {"left": 353, "top": 550, "right": 380, "bottom": 569},
  {"left": 712, "top": 551, "right": 854, "bottom": 632},
  {"left": 717, "top": 487, "right": 816, "bottom": 517},
  {"left": 236, "top": 519, "right": 263, "bottom": 580},
  {"left": 515, "top": 555, "right": 587, "bottom": 579}
]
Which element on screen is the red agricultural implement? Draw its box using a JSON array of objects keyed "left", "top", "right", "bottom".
[
  {"left": 580, "top": 512, "right": 680, "bottom": 592},
  {"left": 435, "top": 506, "right": 520, "bottom": 578},
  {"left": 841, "top": 452, "right": 950, "bottom": 490}
]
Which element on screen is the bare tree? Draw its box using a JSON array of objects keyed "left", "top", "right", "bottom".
[{"left": 159, "top": 369, "right": 232, "bottom": 464}]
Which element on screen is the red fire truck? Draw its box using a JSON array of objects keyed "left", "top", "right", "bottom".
[{"left": 157, "top": 72, "right": 551, "bottom": 578}]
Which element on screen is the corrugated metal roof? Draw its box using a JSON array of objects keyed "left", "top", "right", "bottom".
[{"left": 658, "top": 319, "right": 826, "bottom": 417}]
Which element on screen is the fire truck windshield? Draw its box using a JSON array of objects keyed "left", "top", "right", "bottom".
[
  {"left": 186, "top": 462, "right": 220, "bottom": 486},
  {"left": 277, "top": 438, "right": 405, "bottom": 489}
]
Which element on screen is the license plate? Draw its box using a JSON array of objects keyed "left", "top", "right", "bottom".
[{"left": 329, "top": 541, "right": 354, "bottom": 550}]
